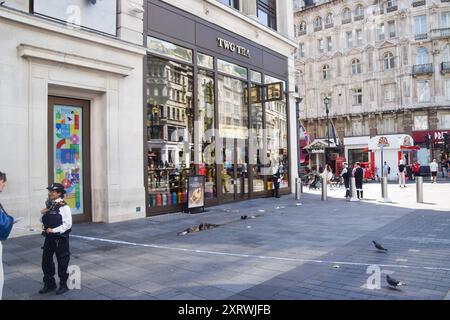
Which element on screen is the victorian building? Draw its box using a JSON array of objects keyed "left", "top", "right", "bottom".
[{"left": 294, "top": 0, "right": 450, "bottom": 175}]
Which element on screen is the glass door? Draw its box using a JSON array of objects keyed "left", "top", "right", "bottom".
[{"left": 221, "top": 138, "right": 249, "bottom": 202}]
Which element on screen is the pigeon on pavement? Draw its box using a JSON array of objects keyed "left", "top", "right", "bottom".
[
  {"left": 373, "top": 240, "right": 388, "bottom": 252},
  {"left": 386, "top": 275, "right": 405, "bottom": 288}
]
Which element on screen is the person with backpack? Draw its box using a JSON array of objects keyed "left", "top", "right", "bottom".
[
  {"left": 39, "top": 183, "right": 72, "bottom": 295},
  {"left": 398, "top": 160, "right": 406, "bottom": 188}
]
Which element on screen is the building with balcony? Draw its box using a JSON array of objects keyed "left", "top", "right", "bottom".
[{"left": 294, "top": 0, "right": 450, "bottom": 176}]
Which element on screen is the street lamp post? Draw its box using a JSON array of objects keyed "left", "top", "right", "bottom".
[{"left": 323, "top": 97, "right": 330, "bottom": 164}]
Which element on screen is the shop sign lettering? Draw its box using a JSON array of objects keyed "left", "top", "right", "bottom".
[{"left": 217, "top": 38, "right": 250, "bottom": 58}]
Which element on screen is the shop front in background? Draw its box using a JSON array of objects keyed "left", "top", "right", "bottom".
[{"left": 146, "top": 40, "right": 289, "bottom": 214}]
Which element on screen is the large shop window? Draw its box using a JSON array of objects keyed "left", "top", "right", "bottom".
[
  {"left": 198, "top": 70, "right": 217, "bottom": 199},
  {"left": 147, "top": 57, "right": 194, "bottom": 208},
  {"left": 218, "top": 74, "right": 249, "bottom": 198},
  {"left": 265, "top": 76, "right": 288, "bottom": 190}
]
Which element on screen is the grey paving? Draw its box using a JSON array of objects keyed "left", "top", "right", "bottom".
[{"left": 2, "top": 181, "right": 450, "bottom": 300}]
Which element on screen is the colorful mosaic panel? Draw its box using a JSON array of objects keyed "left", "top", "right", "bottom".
[{"left": 53, "top": 105, "right": 83, "bottom": 215}]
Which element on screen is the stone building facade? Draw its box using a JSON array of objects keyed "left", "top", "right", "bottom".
[{"left": 294, "top": 0, "right": 450, "bottom": 169}]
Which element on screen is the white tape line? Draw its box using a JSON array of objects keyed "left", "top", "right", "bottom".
[{"left": 70, "top": 234, "right": 450, "bottom": 272}]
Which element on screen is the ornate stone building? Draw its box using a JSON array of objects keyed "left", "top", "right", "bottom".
[{"left": 294, "top": 0, "right": 450, "bottom": 170}]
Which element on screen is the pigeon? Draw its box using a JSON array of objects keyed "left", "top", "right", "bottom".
[
  {"left": 241, "top": 215, "right": 248, "bottom": 220},
  {"left": 373, "top": 240, "right": 388, "bottom": 252},
  {"left": 386, "top": 275, "right": 405, "bottom": 288}
]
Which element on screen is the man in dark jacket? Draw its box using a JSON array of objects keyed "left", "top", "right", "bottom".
[
  {"left": 353, "top": 162, "right": 364, "bottom": 200},
  {"left": 39, "top": 183, "right": 72, "bottom": 295},
  {"left": 340, "top": 163, "right": 351, "bottom": 198}
]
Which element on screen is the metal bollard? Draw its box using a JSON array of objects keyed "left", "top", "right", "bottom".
[
  {"left": 321, "top": 176, "right": 327, "bottom": 201},
  {"left": 416, "top": 176, "right": 423, "bottom": 203},
  {"left": 349, "top": 177, "right": 359, "bottom": 202},
  {"left": 295, "top": 178, "right": 302, "bottom": 200},
  {"left": 379, "top": 176, "right": 392, "bottom": 203}
]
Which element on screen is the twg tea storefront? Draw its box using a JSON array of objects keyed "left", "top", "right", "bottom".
[{"left": 145, "top": 1, "right": 291, "bottom": 215}]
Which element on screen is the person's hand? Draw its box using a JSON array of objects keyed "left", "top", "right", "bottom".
[{"left": 46, "top": 228, "right": 53, "bottom": 234}]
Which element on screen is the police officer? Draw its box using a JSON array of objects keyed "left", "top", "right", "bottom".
[
  {"left": 39, "top": 183, "right": 72, "bottom": 295},
  {"left": 340, "top": 163, "right": 350, "bottom": 198},
  {"left": 353, "top": 162, "right": 364, "bottom": 200}
]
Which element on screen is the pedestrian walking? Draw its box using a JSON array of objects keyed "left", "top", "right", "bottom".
[
  {"left": 398, "top": 160, "right": 406, "bottom": 188},
  {"left": 383, "top": 161, "right": 390, "bottom": 178},
  {"left": 272, "top": 164, "right": 282, "bottom": 198},
  {"left": 39, "top": 183, "right": 72, "bottom": 295},
  {"left": 412, "top": 161, "right": 420, "bottom": 179},
  {"left": 340, "top": 162, "right": 351, "bottom": 198},
  {"left": 0, "top": 171, "right": 15, "bottom": 300},
  {"left": 441, "top": 158, "right": 448, "bottom": 179},
  {"left": 430, "top": 159, "right": 439, "bottom": 183},
  {"left": 353, "top": 162, "right": 364, "bottom": 200}
]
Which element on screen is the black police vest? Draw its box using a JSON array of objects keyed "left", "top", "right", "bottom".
[{"left": 42, "top": 201, "right": 71, "bottom": 237}]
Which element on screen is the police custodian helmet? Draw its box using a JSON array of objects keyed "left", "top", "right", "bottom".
[{"left": 46, "top": 183, "right": 66, "bottom": 194}]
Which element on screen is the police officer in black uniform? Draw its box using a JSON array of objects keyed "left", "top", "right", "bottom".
[
  {"left": 354, "top": 162, "right": 364, "bottom": 200},
  {"left": 340, "top": 162, "right": 351, "bottom": 198},
  {"left": 39, "top": 183, "right": 72, "bottom": 295}
]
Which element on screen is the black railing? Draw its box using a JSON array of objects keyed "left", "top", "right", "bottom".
[
  {"left": 412, "top": 63, "right": 434, "bottom": 76},
  {"left": 325, "top": 23, "right": 334, "bottom": 29},
  {"left": 298, "top": 30, "right": 307, "bottom": 36},
  {"left": 386, "top": 5, "right": 398, "bottom": 12},
  {"left": 430, "top": 28, "right": 450, "bottom": 39},
  {"left": 342, "top": 18, "right": 352, "bottom": 24},
  {"left": 412, "top": 0, "right": 426, "bottom": 7},
  {"left": 354, "top": 15, "right": 364, "bottom": 21},
  {"left": 314, "top": 25, "right": 323, "bottom": 32},
  {"left": 441, "top": 62, "right": 450, "bottom": 73},
  {"left": 415, "top": 33, "right": 428, "bottom": 40}
]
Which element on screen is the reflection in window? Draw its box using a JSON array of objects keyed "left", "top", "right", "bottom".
[
  {"left": 218, "top": 59, "right": 248, "bottom": 79},
  {"left": 251, "top": 70, "right": 262, "bottom": 84},
  {"left": 198, "top": 70, "right": 216, "bottom": 199},
  {"left": 147, "top": 56, "right": 194, "bottom": 208},
  {"left": 197, "top": 53, "right": 214, "bottom": 69},
  {"left": 265, "top": 77, "right": 288, "bottom": 190},
  {"left": 147, "top": 37, "right": 193, "bottom": 63},
  {"left": 218, "top": 0, "right": 239, "bottom": 10},
  {"left": 257, "top": 0, "right": 277, "bottom": 30},
  {"left": 218, "top": 75, "right": 249, "bottom": 198},
  {"left": 250, "top": 94, "right": 265, "bottom": 192}
]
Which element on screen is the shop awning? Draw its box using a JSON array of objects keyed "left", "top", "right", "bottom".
[{"left": 400, "top": 145, "right": 420, "bottom": 151}]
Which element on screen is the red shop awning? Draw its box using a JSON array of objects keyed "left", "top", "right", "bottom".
[{"left": 400, "top": 145, "right": 420, "bottom": 150}]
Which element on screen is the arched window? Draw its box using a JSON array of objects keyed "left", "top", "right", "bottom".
[
  {"left": 443, "top": 44, "right": 450, "bottom": 63},
  {"left": 342, "top": 8, "right": 352, "bottom": 22},
  {"left": 354, "top": 4, "right": 364, "bottom": 18},
  {"left": 383, "top": 52, "right": 395, "bottom": 70},
  {"left": 322, "top": 64, "right": 330, "bottom": 80},
  {"left": 314, "top": 16, "right": 323, "bottom": 30},
  {"left": 351, "top": 59, "right": 362, "bottom": 74},
  {"left": 300, "top": 21, "right": 307, "bottom": 32},
  {"left": 416, "top": 47, "right": 429, "bottom": 65},
  {"left": 325, "top": 13, "right": 333, "bottom": 26}
]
